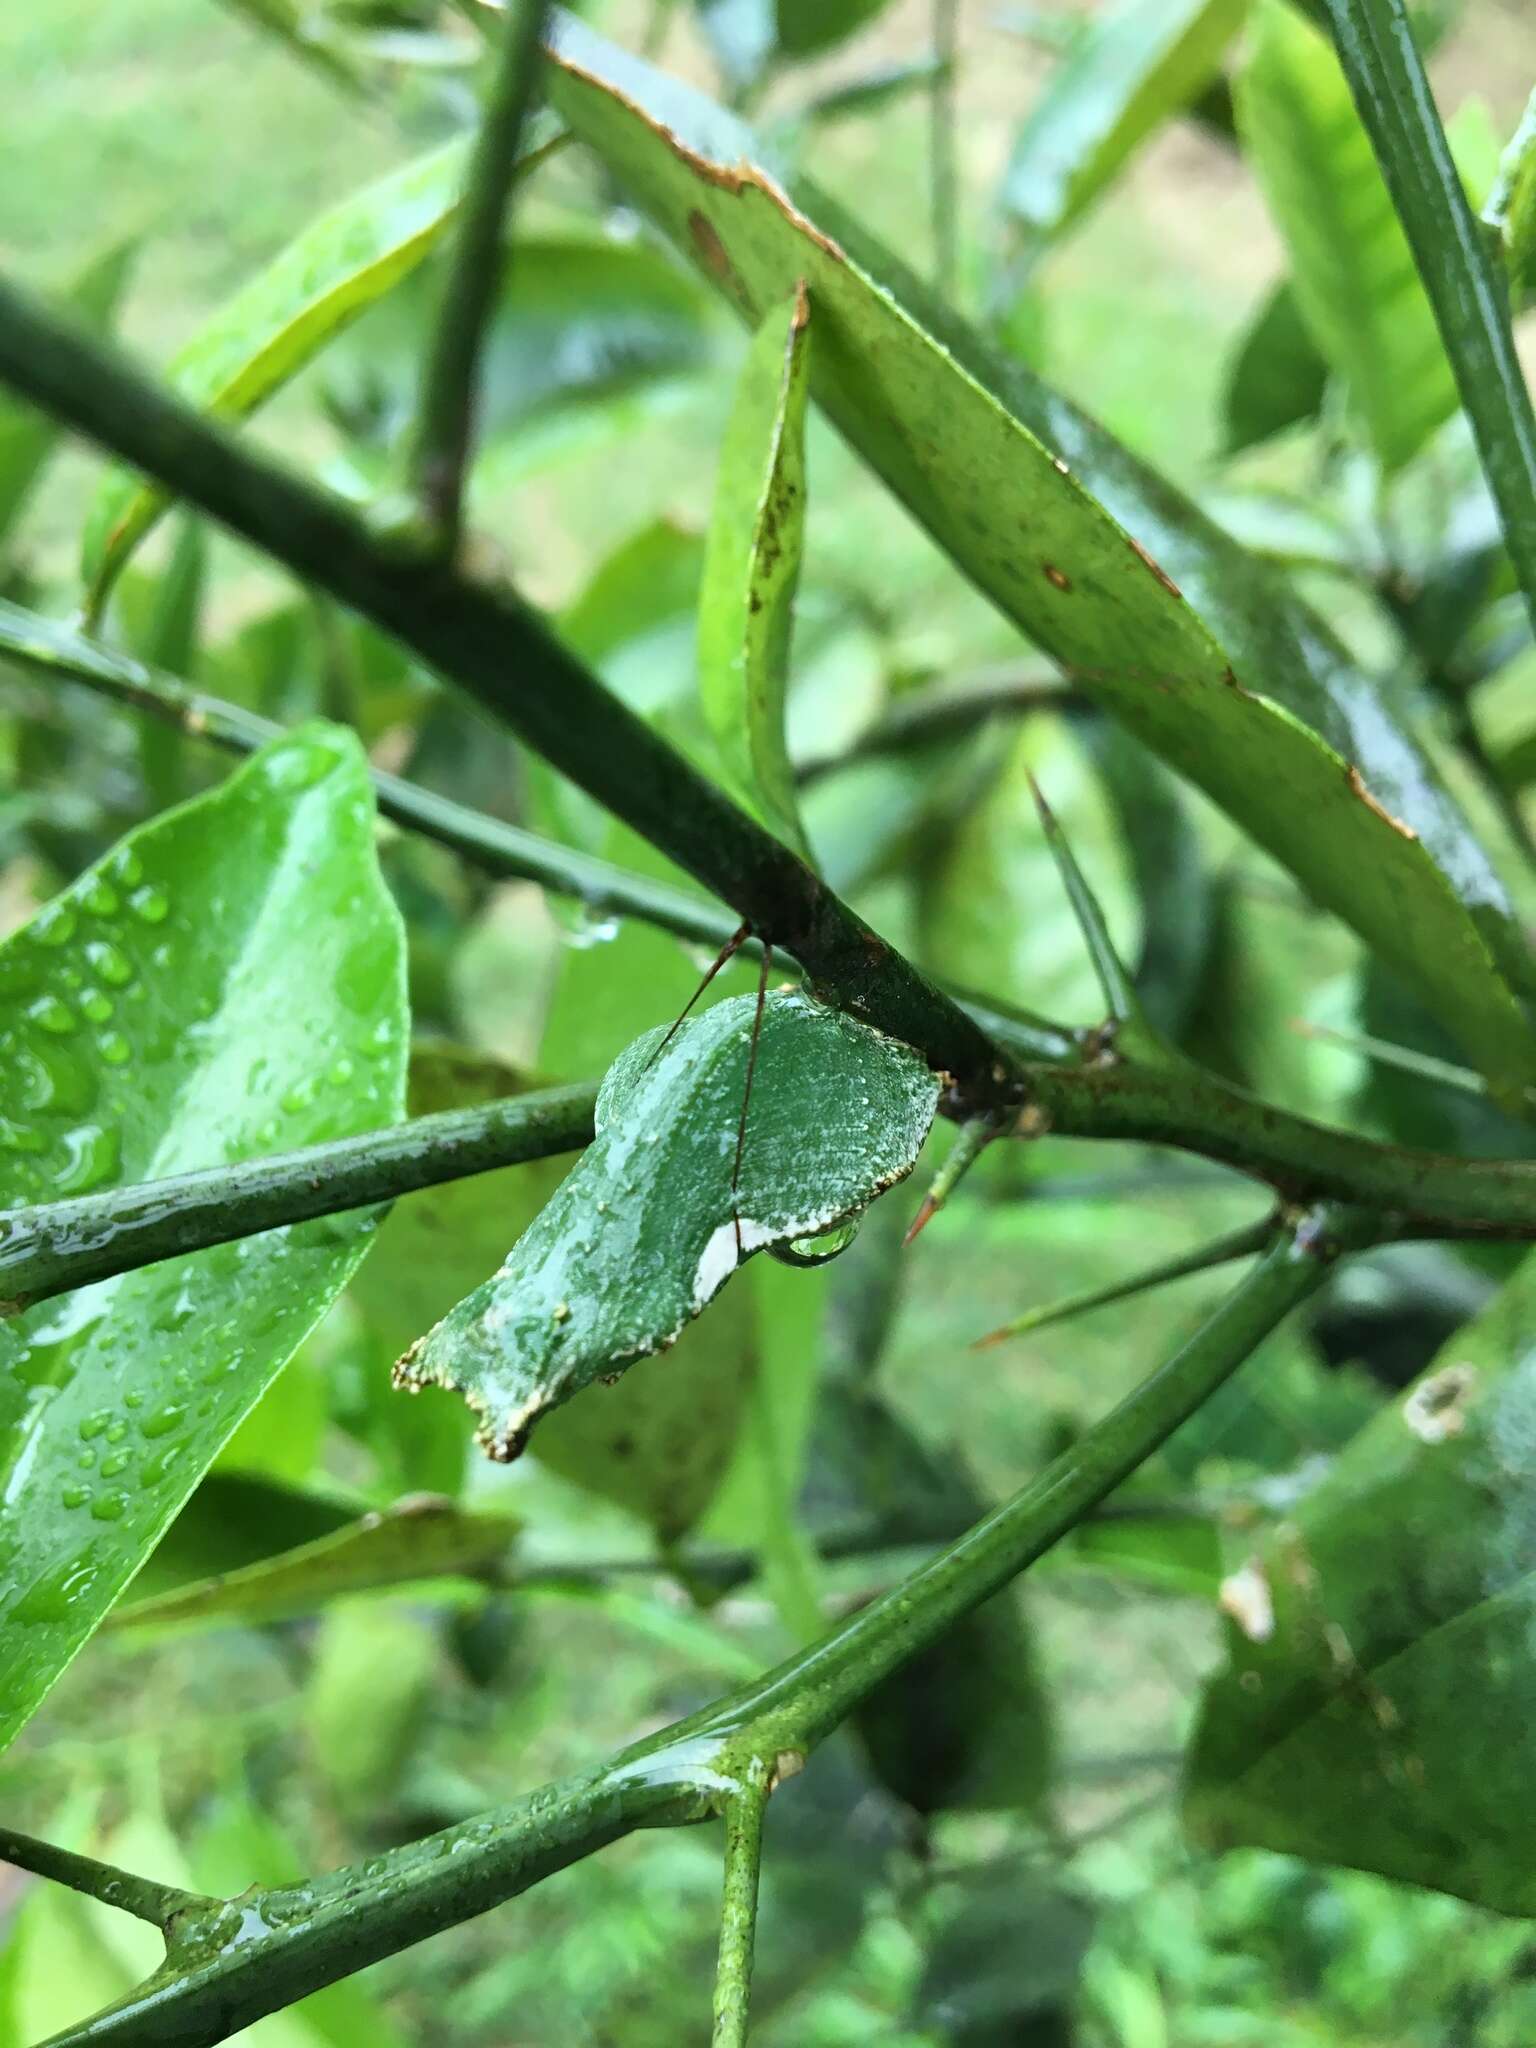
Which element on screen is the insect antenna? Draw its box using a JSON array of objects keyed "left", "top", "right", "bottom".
[{"left": 642, "top": 918, "right": 751, "bottom": 1070}]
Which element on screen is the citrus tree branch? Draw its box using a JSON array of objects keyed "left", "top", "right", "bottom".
[
  {"left": 32, "top": 1204, "right": 1352, "bottom": 2048},
  {"left": 711, "top": 1754, "right": 771, "bottom": 2048},
  {"left": 0, "top": 1829, "right": 214, "bottom": 1933},
  {"left": 0, "top": 276, "right": 1008, "bottom": 1107},
  {"left": 411, "top": 0, "right": 551, "bottom": 546}
]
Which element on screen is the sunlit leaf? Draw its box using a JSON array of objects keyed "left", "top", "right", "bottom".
[
  {"left": 1001, "top": 0, "right": 1249, "bottom": 248},
  {"left": 0, "top": 725, "right": 407, "bottom": 1754},
  {"left": 396, "top": 990, "right": 939, "bottom": 1458},
  {"left": 1185, "top": 1243, "right": 1536, "bottom": 1912},
  {"left": 546, "top": 15, "right": 1536, "bottom": 1090},
  {"left": 1234, "top": 0, "right": 1457, "bottom": 471},
  {"left": 699, "top": 289, "right": 814, "bottom": 862}
]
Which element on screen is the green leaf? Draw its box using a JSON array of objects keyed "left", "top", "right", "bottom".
[
  {"left": 774, "top": 0, "right": 893, "bottom": 59},
  {"left": 0, "top": 725, "right": 407, "bottom": 1754},
  {"left": 1185, "top": 1242, "right": 1536, "bottom": 1911},
  {"left": 915, "top": 1866, "right": 1095, "bottom": 2038},
  {"left": 305, "top": 1602, "right": 439, "bottom": 1814},
  {"left": 1221, "top": 278, "right": 1330, "bottom": 455},
  {"left": 79, "top": 122, "right": 556, "bottom": 612},
  {"left": 1234, "top": 0, "right": 1457, "bottom": 471},
  {"left": 1001, "top": 0, "right": 1249, "bottom": 247},
  {"left": 1487, "top": 87, "right": 1536, "bottom": 300},
  {"left": 546, "top": 17, "right": 1536, "bottom": 1091},
  {"left": 0, "top": 241, "right": 134, "bottom": 554},
  {"left": 112, "top": 1494, "right": 519, "bottom": 1632},
  {"left": 699, "top": 289, "right": 814, "bottom": 862},
  {"left": 396, "top": 990, "right": 939, "bottom": 1458}
]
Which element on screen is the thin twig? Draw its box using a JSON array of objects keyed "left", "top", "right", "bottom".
[
  {"left": 711, "top": 1756, "right": 772, "bottom": 2047},
  {"left": 0, "top": 1829, "right": 213, "bottom": 1931},
  {"left": 413, "top": 0, "right": 552, "bottom": 548},
  {"left": 930, "top": 0, "right": 960, "bottom": 301}
]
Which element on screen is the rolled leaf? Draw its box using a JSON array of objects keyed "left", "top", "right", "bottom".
[
  {"left": 395, "top": 990, "right": 939, "bottom": 1459},
  {"left": 545, "top": 13, "right": 1536, "bottom": 1091},
  {"left": 0, "top": 725, "right": 407, "bottom": 1754},
  {"left": 699, "top": 287, "right": 815, "bottom": 862}
]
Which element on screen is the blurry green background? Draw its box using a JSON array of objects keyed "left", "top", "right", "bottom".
[{"left": 5, "top": 2, "right": 1536, "bottom": 2043}]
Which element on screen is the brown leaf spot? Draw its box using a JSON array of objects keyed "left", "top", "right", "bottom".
[
  {"left": 1043, "top": 563, "right": 1072, "bottom": 592},
  {"left": 1345, "top": 764, "right": 1419, "bottom": 841}
]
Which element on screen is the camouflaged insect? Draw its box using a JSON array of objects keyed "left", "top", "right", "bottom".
[{"left": 394, "top": 990, "right": 939, "bottom": 1460}]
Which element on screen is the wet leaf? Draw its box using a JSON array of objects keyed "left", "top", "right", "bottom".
[
  {"left": 396, "top": 989, "right": 939, "bottom": 1459},
  {"left": 1184, "top": 1243, "right": 1536, "bottom": 1912},
  {"left": 699, "top": 289, "right": 814, "bottom": 862},
  {"left": 79, "top": 117, "right": 557, "bottom": 611},
  {"left": 1000, "top": 0, "right": 1249, "bottom": 248},
  {"left": 546, "top": 16, "right": 1536, "bottom": 1090},
  {"left": 1221, "top": 278, "right": 1330, "bottom": 455},
  {"left": 1234, "top": 0, "right": 1457, "bottom": 471},
  {"left": 112, "top": 1494, "right": 519, "bottom": 1632},
  {"left": 0, "top": 725, "right": 408, "bottom": 1754}
]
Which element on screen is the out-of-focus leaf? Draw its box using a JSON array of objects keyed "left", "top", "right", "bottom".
[
  {"left": 80, "top": 121, "right": 556, "bottom": 609},
  {"left": 116, "top": 516, "right": 208, "bottom": 808},
  {"left": 1069, "top": 1508, "right": 1223, "bottom": 1597},
  {"left": 131, "top": 1472, "right": 360, "bottom": 1602},
  {"left": 397, "top": 991, "right": 938, "bottom": 1457},
  {"left": 1486, "top": 87, "right": 1536, "bottom": 301},
  {"left": 699, "top": 289, "right": 814, "bottom": 861},
  {"left": 793, "top": 55, "right": 950, "bottom": 127},
  {"left": 0, "top": 242, "right": 134, "bottom": 553},
  {"left": 113, "top": 1495, "right": 519, "bottom": 1632},
  {"left": 547, "top": 16, "right": 1536, "bottom": 1090},
  {"left": 305, "top": 1602, "right": 438, "bottom": 1814},
  {"left": 775, "top": 0, "right": 893, "bottom": 59},
  {"left": 324, "top": 229, "right": 717, "bottom": 495},
  {"left": 1185, "top": 1243, "right": 1536, "bottom": 1913},
  {"left": 0, "top": 726, "right": 407, "bottom": 1754},
  {"left": 915, "top": 1865, "right": 1095, "bottom": 2040},
  {"left": 217, "top": 0, "right": 372, "bottom": 94},
  {"left": 1221, "top": 278, "right": 1329, "bottom": 455},
  {"left": 1001, "top": 0, "right": 1249, "bottom": 248},
  {"left": 1234, "top": 0, "right": 1457, "bottom": 471}
]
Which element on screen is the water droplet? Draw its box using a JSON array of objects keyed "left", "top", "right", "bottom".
[
  {"left": 28, "top": 995, "right": 78, "bottom": 1037},
  {"left": 561, "top": 909, "right": 621, "bottom": 951},
  {"left": 80, "top": 990, "right": 113, "bottom": 1025},
  {"left": 31, "top": 907, "right": 77, "bottom": 949},
  {"left": 99, "top": 1030, "right": 132, "bottom": 1067},
  {"left": 60, "top": 1484, "right": 89, "bottom": 1510},
  {"left": 111, "top": 847, "right": 144, "bottom": 888},
  {"left": 81, "top": 878, "right": 121, "bottom": 918},
  {"left": 90, "top": 1492, "right": 128, "bottom": 1522},
  {"left": 50, "top": 1122, "right": 120, "bottom": 1196},
  {"left": 770, "top": 1215, "right": 863, "bottom": 1268},
  {"left": 99, "top": 1450, "right": 131, "bottom": 1479},
  {"left": 79, "top": 1410, "right": 113, "bottom": 1442},
  {"left": 85, "top": 939, "right": 134, "bottom": 988},
  {"left": 141, "top": 1403, "right": 187, "bottom": 1441},
  {"left": 128, "top": 885, "right": 169, "bottom": 924}
]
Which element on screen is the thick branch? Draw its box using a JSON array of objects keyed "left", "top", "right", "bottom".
[
  {"left": 0, "top": 1083, "right": 595, "bottom": 1314},
  {"left": 0, "top": 278, "right": 1008, "bottom": 1105},
  {"left": 412, "top": 0, "right": 551, "bottom": 546},
  {"left": 37, "top": 1205, "right": 1351, "bottom": 2048}
]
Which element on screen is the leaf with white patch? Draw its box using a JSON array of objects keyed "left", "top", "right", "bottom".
[{"left": 394, "top": 990, "right": 938, "bottom": 1460}]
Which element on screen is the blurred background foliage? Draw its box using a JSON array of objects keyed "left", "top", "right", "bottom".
[{"left": 4, "top": 0, "right": 1536, "bottom": 2041}]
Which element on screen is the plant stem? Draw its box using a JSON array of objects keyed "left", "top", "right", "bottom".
[
  {"left": 0, "top": 1083, "right": 595, "bottom": 1315},
  {"left": 0, "top": 279, "right": 1009, "bottom": 1110},
  {"left": 930, "top": 0, "right": 959, "bottom": 300},
  {"left": 712, "top": 1755, "right": 771, "bottom": 2048},
  {"left": 0, "top": 1828, "right": 212, "bottom": 1931},
  {"left": 793, "top": 664, "right": 1068, "bottom": 784},
  {"left": 412, "top": 0, "right": 550, "bottom": 549},
  {"left": 1321, "top": 0, "right": 1536, "bottom": 637},
  {"left": 0, "top": 600, "right": 742, "bottom": 952},
  {"left": 35, "top": 1208, "right": 1350, "bottom": 2048}
]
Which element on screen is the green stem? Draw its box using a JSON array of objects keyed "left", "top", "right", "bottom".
[
  {"left": 0, "top": 1828, "right": 212, "bottom": 1931},
  {"left": 36, "top": 1208, "right": 1348, "bottom": 2048},
  {"left": 412, "top": 0, "right": 550, "bottom": 548},
  {"left": 0, "top": 600, "right": 742, "bottom": 952},
  {"left": 1321, "top": 0, "right": 1536, "bottom": 636},
  {"left": 0, "top": 278, "right": 1008, "bottom": 1108},
  {"left": 793, "top": 664, "right": 1068, "bottom": 785},
  {"left": 712, "top": 1755, "right": 771, "bottom": 2048},
  {"left": 0, "top": 1083, "right": 595, "bottom": 1314},
  {"left": 930, "top": 0, "right": 959, "bottom": 301}
]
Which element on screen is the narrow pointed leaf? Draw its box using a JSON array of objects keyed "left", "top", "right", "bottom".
[
  {"left": 217, "top": 0, "right": 372, "bottom": 94},
  {"left": 1027, "top": 771, "right": 1141, "bottom": 1025},
  {"left": 1001, "top": 0, "right": 1249, "bottom": 246},
  {"left": 1234, "top": 0, "right": 1456, "bottom": 470},
  {"left": 0, "top": 726, "right": 407, "bottom": 1754},
  {"left": 699, "top": 288, "right": 815, "bottom": 862},
  {"left": 79, "top": 116, "right": 557, "bottom": 612},
  {"left": 112, "top": 1495, "right": 519, "bottom": 1633},
  {"left": 1221, "top": 277, "right": 1329, "bottom": 454},
  {"left": 1185, "top": 1243, "right": 1536, "bottom": 1912},
  {"left": 395, "top": 990, "right": 939, "bottom": 1459},
  {"left": 545, "top": 15, "right": 1536, "bottom": 1091},
  {"left": 1486, "top": 86, "right": 1536, "bottom": 300}
]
